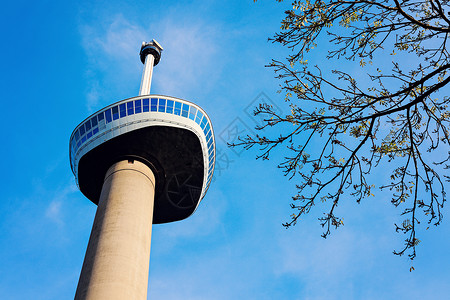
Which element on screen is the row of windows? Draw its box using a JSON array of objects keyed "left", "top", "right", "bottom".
[{"left": 71, "top": 97, "right": 215, "bottom": 189}]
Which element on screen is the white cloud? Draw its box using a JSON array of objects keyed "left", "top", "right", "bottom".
[
  {"left": 80, "top": 14, "right": 146, "bottom": 66},
  {"left": 153, "top": 21, "right": 221, "bottom": 97},
  {"left": 45, "top": 182, "right": 78, "bottom": 227},
  {"left": 85, "top": 77, "right": 100, "bottom": 112},
  {"left": 79, "top": 14, "right": 147, "bottom": 112},
  {"left": 46, "top": 200, "right": 63, "bottom": 225}
]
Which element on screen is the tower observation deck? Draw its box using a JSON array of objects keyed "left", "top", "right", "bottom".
[{"left": 69, "top": 40, "right": 215, "bottom": 299}]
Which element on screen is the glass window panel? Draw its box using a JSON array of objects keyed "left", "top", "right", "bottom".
[
  {"left": 85, "top": 120, "right": 91, "bottom": 132},
  {"left": 112, "top": 106, "right": 119, "bottom": 120},
  {"left": 206, "top": 131, "right": 212, "bottom": 141},
  {"left": 195, "top": 111, "right": 203, "bottom": 125},
  {"left": 91, "top": 116, "right": 98, "bottom": 127},
  {"left": 79, "top": 125, "right": 85, "bottom": 136},
  {"left": 166, "top": 100, "right": 174, "bottom": 113},
  {"left": 127, "top": 101, "right": 134, "bottom": 115},
  {"left": 135, "top": 99, "right": 142, "bottom": 113},
  {"left": 97, "top": 112, "right": 104, "bottom": 121},
  {"left": 201, "top": 116, "right": 207, "bottom": 129},
  {"left": 93, "top": 128, "right": 99, "bottom": 135},
  {"left": 158, "top": 98, "right": 166, "bottom": 112},
  {"left": 182, "top": 104, "right": 189, "bottom": 117},
  {"left": 77, "top": 141, "right": 81, "bottom": 148},
  {"left": 189, "top": 107, "right": 197, "bottom": 120},
  {"left": 151, "top": 98, "right": 158, "bottom": 111},
  {"left": 75, "top": 131, "right": 80, "bottom": 141},
  {"left": 143, "top": 98, "right": 149, "bottom": 112},
  {"left": 105, "top": 109, "right": 112, "bottom": 122},
  {"left": 119, "top": 103, "right": 126, "bottom": 118},
  {"left": 87, "top": 131, "right": 92, "bottom": 139},
  {"left": 81, "top": 136, "right": 86, "bottom": 143},
  {"left": 206, "top": 123, "right": 211, "bottom": 132},
  {"left": 174, "top": 101, "right": 182, "bottom": 115}
]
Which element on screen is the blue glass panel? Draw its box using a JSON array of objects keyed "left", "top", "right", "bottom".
[
  {"left": 98, "top": 112, "right": 104, "bottom": 122},
  {"left": 77, "top": 141, "right": 81, "bottom": 148},
  {"left": 174, "top": 101, "right": 182, "bottom": 115},
  {"left": 81, "top": 136, "right": 86, "bottom": 143},
  {"left": 105, "top": 109, "right": 112, "bottom": 123},
  {"left": 166, "top": 100, "right": 174, "bottom": 113},
  {"left": 79, "top": 125, "right": 85, "bottom": 136},
  {"left": 158, "top": 98, "right": 166, "bottom": 112},
  {"left": 189, "top": 107, "right": 197, "bottom": 120},
  {"left": 93, "top": 128, "right": 99, "bottom": 135},
  {"left": 127, "top": 101, "right": 134, "bottom": 115},
  {"left": 112, "top": 106, "right": 119, "bottom": 120},
  {"left": 201, "top": 116, "right": 207, "bottom": 129},
  {"left": 206, "top": 131, "right": 212, "bottom": 141},
  {"left": 87, "top": 131, "right": 92, "bottom": 139},
  {"left": 143, "top": 98, "right": 149, "bottom": 112},
  {"left": 135, "top": 99, "right": 142, "bottom": 113},
  {"left": 151, "top": 98, "right": 158, "bottom": 112},
  {"left": 75, "top": 131, "right": 80, "bottom": 141},
  {"left": 119, "top": 103, "right": 126, "bottom": 118},
  {"left": 85, "top": 120, "right": 91, "bottom": 132},
  {"left": 205, "top": 123, "right": 211, "bottom": 132},
  {"left": 91, "top": 116, "right": 98, "bottom": 127},
  {"left": 195, "top": 111, "right": 203, "bottom": 125},
  {"left": 182, "top": 104, "right": 189, "bottom": 117}
]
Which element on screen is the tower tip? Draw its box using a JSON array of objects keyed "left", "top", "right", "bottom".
[{"left": 140, "top": 40, "right": 163, "bottom": 65}]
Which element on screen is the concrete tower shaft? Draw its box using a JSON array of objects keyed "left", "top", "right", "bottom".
[{"left": 75, "top": 160, "right": 155, "bottom": 300}]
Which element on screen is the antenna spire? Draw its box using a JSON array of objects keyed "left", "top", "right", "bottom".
[{"left": 139, "top": 39, "right": 163, "bottom": 95}]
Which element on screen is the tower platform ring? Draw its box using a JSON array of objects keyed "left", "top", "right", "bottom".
[{"left": 69, "top": 95, "right": 215, "bottom": 224}]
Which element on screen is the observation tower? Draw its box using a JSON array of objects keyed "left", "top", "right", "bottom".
[{"left": 69, "top": 40, "right": 215, "bottom": 299}]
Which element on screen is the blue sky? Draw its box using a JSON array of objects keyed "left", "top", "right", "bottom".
[{"left": 1, "top": 0, "right": 450, "bottom": 299}]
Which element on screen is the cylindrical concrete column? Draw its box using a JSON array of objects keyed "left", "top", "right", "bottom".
[{"left": 75, "top": 159, "right": 155, "bottom": 300}]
